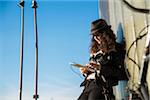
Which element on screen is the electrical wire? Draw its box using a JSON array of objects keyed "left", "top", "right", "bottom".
[
  {"left": 123, "top": 0, "right": 150, "bottom": 14},
  {"left": 126, "top": 25, "right": 149, "bottom": 69}
]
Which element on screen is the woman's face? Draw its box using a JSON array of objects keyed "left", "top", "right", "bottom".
[{"left": 94, "top": 35, "right": 101, "bottom": 44}]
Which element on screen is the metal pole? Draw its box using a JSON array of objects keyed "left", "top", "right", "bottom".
[
  {"left": 18, "top": 1, "right": 24, "bottom": 100},
  {"left": 32, "top": 0, "right": 39, "bottom": 100}
]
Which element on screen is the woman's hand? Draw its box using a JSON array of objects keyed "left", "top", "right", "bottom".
[
  {"left": 80, "top": 63, "right": 96, "bottom": 74},
  {"left": 89, "top": 61, "right": 100, "bottom": 69},
  {"left": 80, "top": 67, "right": 89, "bottom": 74}
]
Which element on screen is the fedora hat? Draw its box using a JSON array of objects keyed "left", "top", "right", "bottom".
[{"left": 91, "top": 19, "right": 111, "bottom": 35}]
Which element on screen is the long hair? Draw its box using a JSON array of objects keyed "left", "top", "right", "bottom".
[{"left": 90, "top": 28, "right": 116, "bottom": 54}]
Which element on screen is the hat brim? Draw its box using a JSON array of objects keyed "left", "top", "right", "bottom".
[{"left": 91, "top": 25, "right": 111, "bottom": 35}]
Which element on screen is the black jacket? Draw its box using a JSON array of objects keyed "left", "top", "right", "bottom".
[{"left": 90, "top": 43, "right": 128, "bottom": 86}]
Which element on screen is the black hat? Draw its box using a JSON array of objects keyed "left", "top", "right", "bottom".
[{"left": 91, "top": 19, "right": 111, "bottom": 35}]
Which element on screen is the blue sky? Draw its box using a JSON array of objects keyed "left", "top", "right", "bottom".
[{"left": 0, "top": 0, "right": 99, "bottom": 100}]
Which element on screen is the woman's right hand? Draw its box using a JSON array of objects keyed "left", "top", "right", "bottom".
[
  {"left": 80, "top": 67, "right": 88, "bottom": 74},
  {"left": 80, "top": 64, "right": 93, "bottom": 74}
]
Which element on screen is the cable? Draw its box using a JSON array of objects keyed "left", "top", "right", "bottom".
[
  {"left": 126, "top": 25, "right": 149, "bottom": 100},
  {"left": 123, "top": 0, "right": 150, "bottom": 14},
  {"left": 126, "top": 25, "right": 149, "bottom": 69}
]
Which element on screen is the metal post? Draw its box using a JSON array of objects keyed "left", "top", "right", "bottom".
[
  {"left": 32, "top": 0, "right": 39, "bottom": 100},
  {"left": 18, "top": 1, "right": 24, "bottom": 100}
]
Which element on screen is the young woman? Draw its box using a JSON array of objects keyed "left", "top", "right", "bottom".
[{"left": 77, "top": 19, "right": 127, "bottom": 100}]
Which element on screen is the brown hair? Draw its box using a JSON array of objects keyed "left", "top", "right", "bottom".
[{"left": 90, "top": 28, "right": 116, "bottom": 54}]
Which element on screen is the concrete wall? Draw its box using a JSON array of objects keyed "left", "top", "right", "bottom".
[{"left": 99, "top": 0, "right": 150, "bottom": 99}]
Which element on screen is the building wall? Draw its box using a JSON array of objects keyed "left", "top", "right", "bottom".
[{"left": 99, "top": 0, "right": 150, "bottom": 99}]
